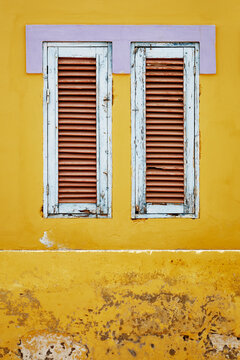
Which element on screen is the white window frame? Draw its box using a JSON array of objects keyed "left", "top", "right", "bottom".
[
  {"left": 131, "top": 42, "right": 199, "bottom": 219},
  {"left": 43, "top": 42, "right": 112, "bottom": 218}
]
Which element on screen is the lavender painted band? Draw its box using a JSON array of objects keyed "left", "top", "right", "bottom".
[{"left": 26, "top": 25, "right": 216, "bottom": 74}]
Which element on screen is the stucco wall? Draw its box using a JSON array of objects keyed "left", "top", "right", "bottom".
[
  {"left": 1, "top": 251, "right": 240, "bottom": 359},
  {"left": 0, "top": 0, "right": 240, "bottom": 358}
]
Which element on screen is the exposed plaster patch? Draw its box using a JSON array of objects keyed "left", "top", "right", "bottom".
[
  {"left": 39, "top": 232, "right": 54, "bottom": 248},
  {"left": 209, "top": 334, "right": 240, "bottom": 352},
  {"left": 18, "top": 331, "right": 88, "bottom": 360}
]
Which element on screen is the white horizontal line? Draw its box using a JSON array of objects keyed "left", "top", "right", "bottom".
[{"left": 0, "top": 249, "right": 239, "bottom": 253}]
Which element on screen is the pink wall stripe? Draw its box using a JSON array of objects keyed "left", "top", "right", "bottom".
[{"left": 26, "top": 25, "right": 216, "bottom": 74}]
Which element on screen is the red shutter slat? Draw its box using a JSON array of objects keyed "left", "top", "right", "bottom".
[
  {"left": 146, "top": 58, "right": 185, "bottom": 205},
  {"left": 58, "top": 57, "right": 97, "bottom": 204}
]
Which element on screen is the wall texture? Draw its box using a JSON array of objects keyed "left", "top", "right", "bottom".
[
  {"left": 1, "top": 252, "right": 240, "bottom": 359},
  {"left": 0, "top": 0, "right": 240, "bottom": 357}
]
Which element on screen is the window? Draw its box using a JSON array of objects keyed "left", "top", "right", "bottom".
[
  {"left": 131, "top": 42, "right": 199, "bottom": 219},
  {"left": 43, "top": 42, "right": 112, "bottom": 218}
]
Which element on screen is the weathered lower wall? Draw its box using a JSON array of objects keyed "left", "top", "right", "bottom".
[{"left": 1, "top": 251, "right": 240, "bottom": 359}]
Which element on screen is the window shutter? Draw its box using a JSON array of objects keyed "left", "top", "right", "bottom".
[
  {"left": 131, "top": 43, "right": 199, "bottom": 219},
  {"left": 43, "top": 43, "right": 112, "bottom": 218},
  {"left": 58, "top": 57, "right": 97, "bottom": 204},
  {"left": 146, "top": 58, "right": 184, "bottom": 204}
]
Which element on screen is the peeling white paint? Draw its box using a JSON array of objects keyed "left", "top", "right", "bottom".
[{"left": 39, "top": 232, "right": 54, "bottom": 248}]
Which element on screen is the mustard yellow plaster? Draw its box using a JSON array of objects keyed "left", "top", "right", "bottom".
[
  {"left": 0, "top": 0, "right": 239, "bottom": 249},
  {"left": 0, "top": 3, "right": 239, "bottom": 357},
  {"left": 1, "top": 251, "right": 240, "bottom": 359}
]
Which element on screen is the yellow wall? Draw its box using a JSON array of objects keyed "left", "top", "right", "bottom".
[
  {"left": 0, "top": 0, "right": 240, "bottom": 249},
  {"left": 1, "top": 251, "right": 240, "bottom": 359},
  {"left": 1, "top": 0, "right": 240, "bottom": 358}
]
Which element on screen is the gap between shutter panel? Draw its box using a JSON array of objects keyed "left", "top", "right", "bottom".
[
  {"left": 145, "top": 58, "right": 185, "bottom": 204},
  {"left": 58, "top": 57, "right": 97, "bottom": 204}
]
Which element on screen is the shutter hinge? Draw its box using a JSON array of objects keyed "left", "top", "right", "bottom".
[
  {"left": 46, "top": 184, "right": 49, "bottom": 196},
  {"left": 135, "top": 205, "right": 139, "bottom": 214},
  {"left": 194, "top": 65, "right": 196, "bottom": 76},
  {"left": 46, "top": 89, "right": 50, "bottom": 104},
  {"left": 43, "top": 66, "right": 48, "bottom": 80}
]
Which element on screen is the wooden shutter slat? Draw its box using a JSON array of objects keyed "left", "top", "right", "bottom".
[
  {"left": 146, "top": 84, "right": 183, "bottom": 89},
  {"left": 59, "top": 177, "right": 96, "bottom": 182},
  {"left": 146, "top": 65, "right": 184, "bottom": 70},
  {"left": 59, "top": 108, "right": 96, "bottom": 113},
  {"left": 59, "top": 159, "right": 96, "bottom": 165},
  {"left": 147, "top": 125, "right": 183, "bottom": 130},
  {"left": 58, "top": 58, "right": 96, "bottom": 64},
  {"left": 59, "top": 71, "right": 96, "bottom": 77},
  {"left": 146, "top": 96, "right": 183, "bottom": 101},
  {"left": 146, "top": 71, "right": 184, "bottom": 76},
  {"left": 59, "top": 131, "right": 96, "bottom": 136},
  {"left": 58, "top": 66, "right": 96, "bottom": 71},
  {"left": 147, "top": 181, "right": 184, "bottom": 186},
  {"left": 59, "top": 126, "right": 96, "bottom": 131},
  {"left": 146, "top": 78, "right": 183, "bottom": 83},
  {"left": 58, "top": 90, "right": 96, "bottom": 95},
  {"left": 147, "top": 142, "right": 184, "bottom": 146},
  {"left": 146, "top": 114, "right": 183, "bottom": 118},
  {"left": 59, "top": 200, "right": 96, "bottom": 203},
  {"left": 147, "top": 199, "right": 183, "bottom": 204},
  {"left": 59, "top": 148, "right": 96, "bottom": 154},
  {"left": 58, "top": 78, "right": 96, "bottom": 83},
  {"left": 146, "top": 58, "right": 185, "bottom": 205},
  {"left": 147, "top": 160, "right": 183, "bottom": 165},
  {"left": 58, "top": 84, "right": 96, "bottom": 89},
  {"left": 146, "top": 137, "right": 183, "bottom": 141},
  {"left": 59, "top": 102, "right": 96, "bottom": 108},
  {"left": 59, "top": 188, "right": 96, "bottom": 193},
  {"left": 146, "top": 121, "right": 184, "bottom": 126},
  {"left": 59, "top": 119, "right": 96, "bottom": 124},
  {"left": 59, "top": 154, "right": 96, "bottom": 159},
  {"left": 59, "top": 194, "right": 96, "bottom": 198},
  {"left": 147, "top": 108, "right": 184, "bottom": 114},
  {"left": 146, "top": 102, "right": 183, "bottom": 107},
  {"left": 59, "top": 96, "right": 96, "bottom": 101},
  {"left": 59, "top": 168, "right": 96, "bottom": 172},
  {"left": 146, "top": 89, "right": 183, "bottom": 94},
  {"left": 147, "top": 176, "right": 184, "bottom": 181},
  {"left": 58, "top": 57, "right": 97, "bottom": 204},
  {"left": 146, "top": 59, "right": 184, "bottom": 64},
  {"left": 59, "top": 184, "right": 96, "bottom": 187},
  {"left": 147, "top": 131, "right": 183, "bottom": 136}
]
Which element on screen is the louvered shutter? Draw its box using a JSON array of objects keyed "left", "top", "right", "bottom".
[
  {"left": 145, "top": 58, "right": 184, "bottom": 205},
  {"left": 58, "top": 57, "right": 97, "bottom": 204},
  {"left": 44, "top": 43, "right": 112, "bottom": 218},
  {"left": 131, "top": 43, "right": 199, "bottom": 218}
]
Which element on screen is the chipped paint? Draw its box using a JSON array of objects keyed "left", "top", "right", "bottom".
[
  {"left": 39, "top": 232, "right": 54, "bottom": 248},
  {"left": 18, "top": 331, "right": 88, "bottom": 359},
  {"left": 0, "top": 252, "right": 240, "bottom": 359},
  {"left": 209, "top": 334, "right": 240, "bottom": 353}
]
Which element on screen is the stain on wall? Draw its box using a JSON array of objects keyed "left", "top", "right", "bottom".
[{"left": 0, "top": 252, "right": 240, "bottom": 359}]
